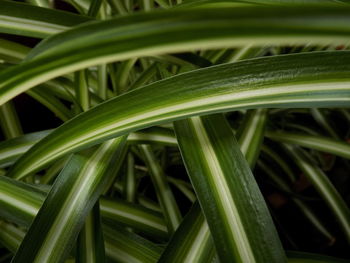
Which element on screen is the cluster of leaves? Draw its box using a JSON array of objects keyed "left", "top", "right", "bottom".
[{"left": 0, "top": 0, "right": 349, "bottom": 262}]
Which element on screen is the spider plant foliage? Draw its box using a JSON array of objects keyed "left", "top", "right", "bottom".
[{"left": 0, "top": 0, "right": 350, "bottom": 262}]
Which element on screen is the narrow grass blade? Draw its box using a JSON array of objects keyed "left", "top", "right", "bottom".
[
  {"left": 106, "top": 0, "right": 128, "bottom": 15},
  {"left": 174, "top": 114, "right": 285, "bottom": 263},
  {"left": 167, "top": 177, "right": 196, "bottom": 202},
  {"left": 0, "top": 101, "right": 23, "bottom": 139},
  {"left": 74, "top": 70, "right": 90, "bottom": 112},
  {"left": 12, "top": 136, "right": 127, "bottom": 263},
  {"left": 137, "top": 196, "right": 162, "bottom": 213},
  {"left": 77, "top": 202, "right": 105, "bottom": 263},
  {"left": 0, "top": 0, "right": 91, "bottom": 38},
  {"left": 63, "top": 0, "right": 90, "bottom": 14},
  {"left": 40, "top": 157, "right": 69, "bottom": 184},
  {"left": 310, "top": 108, "right": 340, "bottom": 139},
  {"left": 266, "top": 131, "right": 350, "bottom": 160},
  {"left": 115, "top": 59, "right": 138, "bottom": 94},
  {"left": 139, "top": 144, "right": 182, "bottom": 234},
  {"left": 87, "top": 0, "right": 103, "bottom": 17},
  {"left": 237, "top": 109, "right": 267, "bottom": 168},
  {"left": 8, "top": 51, "right": 350, "bottom": 179},
  {"left": 26, "top": 89, "right": 73, "bottom": 122},
  {"left": 124, "top": 153, "right": 136, "bottom": 203},
  {"left": 97, "top": 64, "right": 108, "bottom": 100},
  {"left": 128, "top": 62, "right": 158, "bottom": 91},
  {"left": 261, "top": 145, "right": 296, "bottom": 182}
]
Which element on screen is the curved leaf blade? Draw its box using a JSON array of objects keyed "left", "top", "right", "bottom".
[
  {"left": 0, "top": 0, "right": 91, "bottom": 38},
  {"left": 8, "top": 51, "right": 350, "bottom": 179},
  {"left": 2, "top": 6, "right": 350, "bottom": 105},
  {"left": 266, "top": 131, "right": 350, "bottom": 159},
  {"left": 0, "top": 128, "right": 175, "bottom": 168}
]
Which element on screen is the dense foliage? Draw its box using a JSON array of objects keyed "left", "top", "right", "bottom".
[{"left": 0, "top": 0, "right": 349, "bottom": 262}]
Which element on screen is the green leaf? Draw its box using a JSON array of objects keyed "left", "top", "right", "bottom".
[
  {"left": 158, "top": 202, "right": 215, "bottom": 263},
  {"left": 26, "top": 0, "right": 51, "bottom": 8},
  {"left": 101, "top": 197, "right": 168, "bottom": 240},
  {"left": 0, "top": 101, "right": 23, "bottom": 139},
  {"left": 74, "top": 70, "right": 90, "bottom": 112},
  {"left": 174, "top": 114, "right": 285, "bottom": 263},
  {"left": 3, "top": 5, "right": 350, "bottom": 105},
  {"left": 26, "top": 88, "right": 74, "bottom": 121},
  {"left": 0, "top": 174, "right": 168, "bottom": 239},
  {"left": 0, "top": 176, "right": 44, "bottom": 227},
  {"left": 0, "top": 0, "right": 91, "bottom": 38},
  {"left": 167, "top": 177, "right": 196, "bottom": 203},
  {"left": 124, "top": 152, "right": 136, "bottom": 203},
  {"left": 237, "top": 105, "right": 335, "bottom": 245},
  {"left": 0, "top": 130, "right": 52, "bottom": 168},
  {"left": 87, "top": 0, "right": 103, "bottom": 17},
  {"left": 0, "top": 128, "right": 175, "bottom": 169},
  {"left": 266, "top": 131, "right": 350, "bottom": 160},
  {"left": 237, "top": 109, "right": 267, "bottom": 168},
  {"left": 0, "top": 220, "right": 163, "bottom": 263},
  {"left": 103, "top": 224, "right": 162, "bottom": 263},
  {"left": 77, "top": 202, "right": 105, "bottom": 263},
  {"left": 310, "top": 108, "right": 340, "bottom": 139},
  {"left": 12, "top": 136, "right": 127, "bottom": 263},
  {"left": 8, "top": 51, "right": 350, "bottom": 179},
  {"left": 260, "top": 145, "right": 296, "bottom": 182},
  {"left": 128, "top": 128, "right": 177, "bottom": 146},
  {"left": 139, "top": 144, "right": 182, "bottom": 234},
  {"left": 0, "top": 221, "right": 25, "bottom": 254},
  {"left": 0, "top": 38, "right": 30, "bottom": 63}
]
